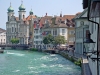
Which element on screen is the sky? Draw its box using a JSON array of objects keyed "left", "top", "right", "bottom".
[{"left": 0, "top": 0, "right": 83, "bottom": 29}]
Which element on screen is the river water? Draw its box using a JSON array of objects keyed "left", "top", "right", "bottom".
[{"left": 0, "top": 50, "right": 81, "bottom": 75}]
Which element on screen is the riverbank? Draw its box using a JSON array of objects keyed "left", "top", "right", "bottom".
[
  {"left": 58, "top": 51, "right": 82, "bottom": 67},
  {"left": 58, "top": 50, "right": 92, "bottom": 75}
]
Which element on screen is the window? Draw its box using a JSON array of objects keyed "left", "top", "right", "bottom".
[
  {"left": 23, "top": 15, "right": 25, "bottom": 19},
  {"left": 15, "top": 28, "right": 16, "bottom": 32},
  {"left": 36, "top": 36, "right": 38, "bottom": 39},
  {"left": 19, "top": 15, "right": 21, "bottom": 20},
  {"left": 41, "top": 41, "right": 42, "bottom": 44},
  {"left": 36, "top": 30, "right": 38, "bottom": 33},
  {"left": 53, "top": 30, "right": 57, "bottom": 35},
  {"left": 80, "top": 21, "right": 84, "bottom": 26},
  {"left": 55, "top": 30, "right": 57, "bottom": 35},
  {"left": 62, "top": 29, "right": 65, "bottom": 35},
  {"left": 12, "top": 27, "right": 13, "bottom": 32},
  {"left": 36, "top": 41, "right": 38, "bottom": 44},
  {"left": 4, "top": 39, "right": 5, "bottom": 42},
  {"left": 70, "top": 31, "right": 74, "bottom": 35},
  {"left": 8, "top": 16, "right": 9, "bottom": 21}
]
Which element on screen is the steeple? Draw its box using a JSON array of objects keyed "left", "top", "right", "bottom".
[{"left": 60, "top": 10, "right": 62, "bottom": 17}]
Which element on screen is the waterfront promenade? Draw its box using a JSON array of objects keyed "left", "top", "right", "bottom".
[{"left": 60, "top": 50, "right": 92, "bottom": 75}]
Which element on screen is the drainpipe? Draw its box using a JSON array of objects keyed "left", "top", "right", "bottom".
[{"left": 87, "top": 3, "right": 99, "bottom": 75}]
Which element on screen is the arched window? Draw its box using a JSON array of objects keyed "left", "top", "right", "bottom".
[
  {"left": 19, "top": 14, "right": 21, "bottom": 20},
  {"left": 8, "top": 16, "right": 9, "bottom": 21},
  {"left": 12, "top": 27, "right": 13, "bottom": 32},
  {"left": 23, "top": 15, "right": 25, "bottom": 19}
]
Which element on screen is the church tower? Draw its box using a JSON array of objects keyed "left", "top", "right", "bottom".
[
  {"left": 7, "top": 2, "right": 14, "bottom": 21},
  {"left": 18, "top": 0, "right": 26, "bottom": 20},
  {"left": 29, "top": 8, "right": 33, "bottom": 15}
]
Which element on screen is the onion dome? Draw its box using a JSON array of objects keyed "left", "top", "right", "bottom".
[
  {"left": 7, "top": 2, "right": 14, "bottom": 12},
  {"left": 19, "top": 1, "right": 25, "bottom": 10},
  {"left": 30, "top": 9, "right": 33, "bottom": 15}
]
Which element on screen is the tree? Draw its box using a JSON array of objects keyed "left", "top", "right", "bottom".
[
  {"left": 43, "top": 34, "right": 54, "bottom": 44},
  {"left": 10, "top": 38, "right": 19, "bottom": 44},
  {"left": 54, "top": 35, "right": 66, "bottom": 45}
]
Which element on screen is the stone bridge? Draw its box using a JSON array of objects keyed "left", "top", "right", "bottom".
[{"left": 0, "top": 44, "right": 29, "bottom": 50}]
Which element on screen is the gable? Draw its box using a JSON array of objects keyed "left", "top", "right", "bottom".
[
  {"left": 81, "top": 11, "right": 88, "bottom": 17},
  {"left": 75, "top": 8, "right": 88, "bottom": 19}
]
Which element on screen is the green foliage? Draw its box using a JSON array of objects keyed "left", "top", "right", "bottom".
[
  {"left": 43, "top": 35, "right": 66, "bottom": 45},
  {"left": 74, "top": 58, "right": 82, "bottom": 67},
  {"left": 60, "top": 52, "right": 81, "bottom": 67},
  {"left": 30, "top": 48, "right": 38, "bottom": 51},
  {"left": 10, "top": 38, "right": 19, "bottom": 44},
  {"left": 70, "top": 57, "right": 75, "bottom": 62},
  {"left": 43, "top": 34, "right": 54, "bottom": 44},
  {"left": 54, "top": 35, "right": 66, "bottom": 45}
]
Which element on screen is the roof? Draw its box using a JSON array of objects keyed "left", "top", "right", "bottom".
[
  {"left": 40, "top": 16, "right": 52, "bottom": 24},
  {"left": 0, "top": 28, "right": 6, "bottom": 33},
  {"left": 63, "top": 15, "right": 76, "bottom": 20},
  {"left": 74, "top": 8, "right": 88, "bottom": 19},
  {"left": 26, "top": 15, "right": 36, "bottom": 21}
]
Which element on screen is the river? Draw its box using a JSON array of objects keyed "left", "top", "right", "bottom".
[{"left": 0, "top": 50, "right": 81, "bottom": 75}]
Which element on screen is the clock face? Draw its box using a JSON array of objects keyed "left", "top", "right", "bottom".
[{"left": 80, "top": 21, "right": 84, "bottom": 25}]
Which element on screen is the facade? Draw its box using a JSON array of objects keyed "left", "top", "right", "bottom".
[
  {"left": 32, "top": 18, "right": 42, "bottom": 49},
  {"left": 40, "top": 14, "right": 76, "bottom": 49},
  {"left": 6, "top": 2, "right": 36, "bottom": 45},
  {"left": 74, "top": 8, "right": 89, "bottom": 54},
  {"left": 0, "top": 28, "right": 6, "bottom": 44}
]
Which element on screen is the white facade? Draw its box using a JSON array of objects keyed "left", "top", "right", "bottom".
[
  {"left": 87, "top": 14, "right": 99, "bottom": 75},
  {"left": 75, "top": 8, "right": 89, "bottom": 54},
  {"left": 41, "top": 26, "right": 68, "bottom": 49},
  {"left": 0, "top": 32, "right": 6, "bottom": 44},
  {"left": 6, "top": 16, "right": 29, "bottom": 44},
  {"left": 34, "top": 28, "right": 43, "bottom": 48}
]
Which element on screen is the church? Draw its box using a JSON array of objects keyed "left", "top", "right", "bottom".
[{"left": 6, "top": 1, "right": 36, "bottom": 45}]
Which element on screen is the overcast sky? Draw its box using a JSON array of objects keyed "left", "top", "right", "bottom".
[{"left": 0, "top": 0, "right": 83, "bottom": 29}]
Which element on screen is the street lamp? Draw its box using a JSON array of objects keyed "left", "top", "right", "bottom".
[
  {"left": 83, "top": 30, "right": 96, "bottom": 58},
  {"left": 83, "top": 0, "right": 100, "bottom": 75}
]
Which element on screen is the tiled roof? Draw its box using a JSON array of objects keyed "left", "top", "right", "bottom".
[
  {"left": 76, "top": 12, "right": 81, "bottom": 16},
  {"left": 26, "top": 15, "right": 36, "bottom": 21},
  {"left": 63, "top": 15, "right": 75, "bottom": 20},
  {"left": 0, "top": 28, "right": 6, "bottom": 33},
  {"left": 40, "top": 16, "right": 52, "bottom": 24}
]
